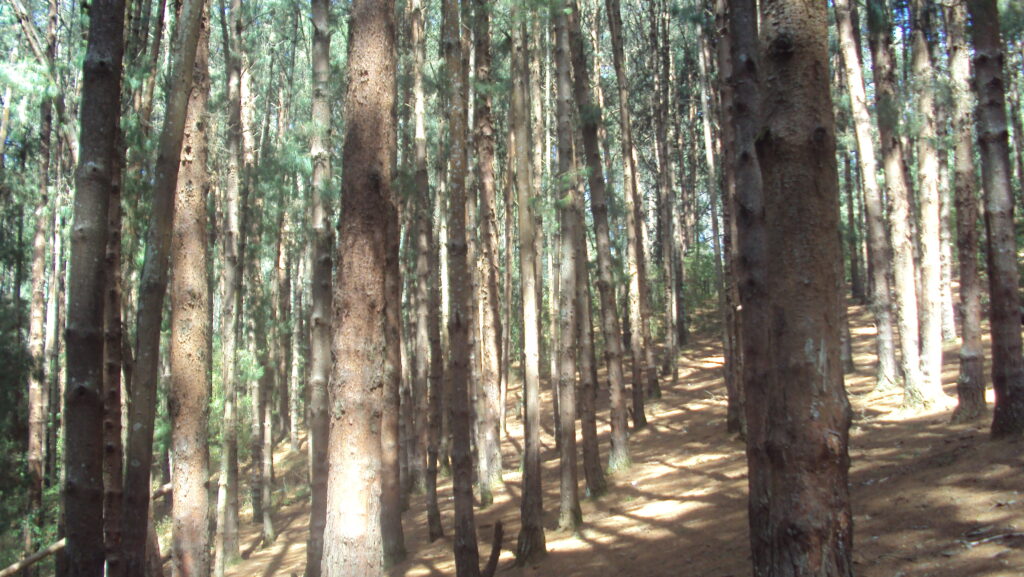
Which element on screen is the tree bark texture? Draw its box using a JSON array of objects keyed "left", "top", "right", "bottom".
[
  {"left": 967, "top": 0, "right": 1024, "bottom": 438},
  {"left": 753, "top": 0, "right": 854, "bottom": 574},
  {"left": 320, "top": 0, "right": 396, "bottom": 574},
  {"left": 64, "top": 0, "right": 126, "bottom": 575},
  {"left": 304, "top": 0, "right": 334, "bottom": 574},
  {"left": 833, "top": 0, "right": 898, "bottom": 389},
  {"left": 169, "top": 7, "right": 211, "bottom": 575},
  {"left": 945, "top": 0, "right": 986, "bottom": 422}
]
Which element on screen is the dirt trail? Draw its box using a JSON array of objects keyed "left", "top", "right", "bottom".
[{"left": 225, "top": 303, "right": 1024, "bottom": 577}]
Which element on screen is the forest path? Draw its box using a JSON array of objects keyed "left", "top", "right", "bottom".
[{"left": 224, "top": 302, "right": 1024, "bottom": 577}]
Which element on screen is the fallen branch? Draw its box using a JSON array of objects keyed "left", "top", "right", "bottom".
[{"left": 0, "top": 538, "right": 65, "bottom": 577}]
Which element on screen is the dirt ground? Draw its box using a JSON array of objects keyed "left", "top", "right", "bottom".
[{"left": 223, "top": 302, "right": 1024, "bottom": 577}]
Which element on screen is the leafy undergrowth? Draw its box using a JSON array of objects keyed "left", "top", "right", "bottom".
[{"left": 223, "top": 302, "right": 1024, "bottom": 577}]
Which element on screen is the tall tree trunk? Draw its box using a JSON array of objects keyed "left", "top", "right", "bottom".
[
  {"left": 945, "top": 0, "right": 986, "bottom": 423},
  {"left": 472, "top": 0, "right": 504, "bottom": 510},
  {"left": 867, "top": 0, "right": 928, "bottom": 408},
  {"left": 24, "top": 0, "right": 56, "bottom": 563},
  {"left": 553, "top": 6, "right": 582, "bottom": 533},
  {"left": 728, "top": 0, "right": 771, "bottom": 562},
  {"left": 605, "top": 0, "right": 649, "bottom": 428},
  {"left": 320, "top": 0, "right": 396, "bottom": 574},
  {"left": 304, "top": 0, "right": 334, "bottom": 574},
  {"left": 409, "top": 0, "right": 430, "bottom": 498},
  {"left": 169, "top": 7, "right": 211, "bottom": 575},
  {"left": 443, "top": 0, "right": 484, "bottom": 573},
  {"left": 654, "top": 0, "right": 678, "bottom": 386},
  {"left": 909, "top": 0, "right": 949, "bottom": 405},
  {"left": 64, "top": 0, "right": 127, "bottom": 574},
  {"left": 512, "top": 10, "right": 546, "bottom": 564},
  {"left": 382, "top": 207, "right": 406, "bottom": 565},
  {"left": 567, "top": 0, "right": 630, "bottom": 473},
  {"left": 833, "top": 0, "right": 898, "bottom": 389},
  {"left": 967, "top": 0, "right": 1024, "bottom": 439},
  {"left": 213, "top": 1, "right": 242, "bottom": 572},
  {"left": 122, "top": 0, "right": 206, "bottom": 571},
  {"left": 753, "top": 0, "right": 853, "bottom": 573},
  {"left": 844, "top": 153, "right": 864, "bottom": 303}
]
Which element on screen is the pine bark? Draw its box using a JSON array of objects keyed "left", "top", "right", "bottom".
[
  {"left": 168, "top": 7, "right": 211, "bottom": 575},
  {"left": 512, "top": 10, "right": 546, "bottom": 564},
  {"left": 605, "top": 0, "right": 649, "bottom": 428},
  {"left": 833, "top": 0, "right": 898, "bottom": 389},
  {"left": 443, "top": 0, "right": 484, "bottom": 573},
  {"left": 553, "top": 6, "right": 582, "bottom": 533},
  {"left": 304, "top": 0, "right": 334, "bottom": 574},
  {"left": 64, "top": 0, "right": 127, "bottom": 574},
  {"left": 909, "top": 0, "right": 948, "bottom": 404},
  {"left": 945, "top": 0, "right": 986, "bottom": 422},
  {"left": 567, "top": 0, "right": 629, "bottom": 473},
  {"left": 866, "top": 0, "right": 928, "bottom": 407},
  {"left": 966, "top": 0, "right": 1024, "bottom": 438},
  {"left": 472, "top": 0, "right": 504, "bottom": 509},
  {"left": 320, "top": 0, "right": 396, "bottom": 574},
  {"left": 753, "top": 1, "right": 853, "bottom": 573}
]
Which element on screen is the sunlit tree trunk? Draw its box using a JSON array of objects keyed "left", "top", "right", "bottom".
[
  {"left": 967, "top": 0, "right": 1024, "bottom": 439},
  {"left": 321, "top": 1, "right": 397, "bottom": 575},
  {"left": 867, "top": 0, "right": 929, "bottom": 408},
  {"left": 909, "top": 0, "right": 948, "bottom": 404},
  {"left": 169, "top": 7, "right": 211, "bottom": 575},
  {"left": 945, "top": 0, "right": 986, "bottom": 423},
  {"left": 833, "top": 0, "right": 898, "bottom": 389},
  {"left": 304, "top": 0, "right": 334, "bottom": 573}
]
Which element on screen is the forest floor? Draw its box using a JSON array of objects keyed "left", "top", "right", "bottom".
[{"left": 222, "top": 301, "right": 1024, "bottom": 577}]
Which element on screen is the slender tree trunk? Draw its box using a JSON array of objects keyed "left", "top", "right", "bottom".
[
  {"left": 472, "top": 0, "right": 503, "bottom": 510},
  {"left": 64, "top": 0, "right": 127, "bottom": 574},
  {"left": 946, "top": 0, "right": 986, "bottom": 423},
  {"left": 303, "top": 0, "right": 335, "bottom": 574},
  {"left": 512, "top": 11, "right": 546, "bottom": 564},
  {"left": 443, "top": 1, "right": 484, "bottom": 573},
  {"left": 553, "top": 6, "right": 582, "bottom": 533},
  {"left": 844, "top": 153, "right": 864, "bottom": 303},
  {"left": 867, "top": 0, "right": 929, "bottom": 408},
  {"left": 753, "top": 1, "right": 853, "bottom": 573},
  {"left": 382, "top": 206, "right": 405, "bottom": 565},
  {"left": 833, "top": 0, "right": 898, "bottom": 389},
  {"left": 967, "top": 0, "right": 1024, "bottom": 439},
  {"left": 169, "top": 7, "right": 211, "bottom": 575},
  {"left": 320, "top": 0, "right": 396, "bottom": 574},
  {"left": 213, "top": 0, "right": 242, "bottom": 571},
  {"left": 409, "top": 0, "right": 431, "bottom": 499},
  {"left": 909, "top": 0, "right": 948, "bottom": 404},
  {"left": 24, "top": 1, "right": 55, "bottom": 562},
  {"left": 566, "top": 0, "right": 629, "bottom": 473},
  {"left": 605, "top": 0, "right": 649, "bottom": 428}
]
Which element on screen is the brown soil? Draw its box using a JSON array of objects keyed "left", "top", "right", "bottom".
[{"left": 224, "top": 302, "right": 1024, "bottom": 577}]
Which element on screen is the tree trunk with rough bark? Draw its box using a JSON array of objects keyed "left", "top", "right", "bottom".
[
  {"left": 64, "top": 0, "right": 127, "bottom": 575},
  {"left": 945, "top": 0, "right": 986, "bottom": 423},
  {"left": 553, "top": 6, "right": 582, "bottom": 533},
  {"left": 512, "top": 11, "right": 546, "bottom": 564},
  {"left": 833, "top": 0, "right": 898, "bottom": 389},
  {"left": 867, "top": 0, "right": 930, "bottom": 408},
  {"left": 304, "top": 0, "right": 334, "bottom": 574},
  {"left": 169, "top": 8, "right": 211, "bottom": 575},
  {"left": 472, "top": 0, "right": 503, "bottom": 510},
  {"left": 320, "top": 1, "right": 396, "bottom": 574},
  {"left": 967, "top": 0, "right": 1024, "bottom": 439},
  {"left": 753, "top": 1, "right": 853, "bottom": 573},
  {"left": 567, "top": 0, "right": 629, "bottom": 473}
]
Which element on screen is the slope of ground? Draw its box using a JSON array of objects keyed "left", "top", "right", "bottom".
[{"left": 224, "top": 302, "right": 1024, "bottom": 577}]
